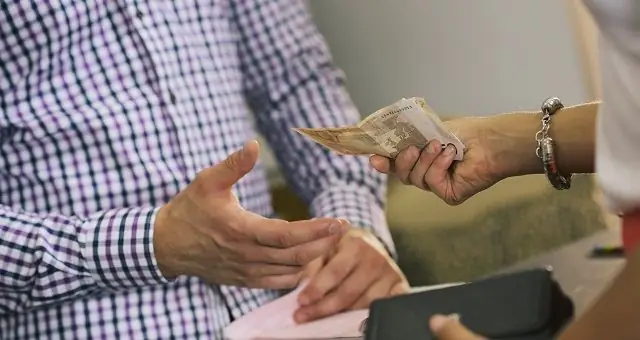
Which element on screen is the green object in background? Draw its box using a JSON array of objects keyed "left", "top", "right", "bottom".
[{"left": 390, "top": 174, "right": 607, "bottom": 285}]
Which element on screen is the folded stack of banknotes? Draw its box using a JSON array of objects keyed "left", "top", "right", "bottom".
[{"left": 293, "top": 97, "right": 465, "bottom": 160}]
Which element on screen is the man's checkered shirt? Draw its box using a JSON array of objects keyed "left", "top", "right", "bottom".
[{"left": 0, "top": 1, "right": 394, "bottom": 339}]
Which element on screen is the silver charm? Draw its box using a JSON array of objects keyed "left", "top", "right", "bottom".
[{"left": 541, "top": 97, "right": 564, "bottom": 115}]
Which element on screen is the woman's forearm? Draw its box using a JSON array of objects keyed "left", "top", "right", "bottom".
[{"left": 484, "top": 101, "right": 598, "bottom": 179}]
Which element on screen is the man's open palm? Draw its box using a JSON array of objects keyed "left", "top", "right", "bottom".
[{"left": 154, "top": 141, "right": 348, "bottom": 289}]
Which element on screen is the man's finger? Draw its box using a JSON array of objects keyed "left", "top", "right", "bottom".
[
  {"left": 349, "top": 275, "right": 394, "bottom": 310},
  {"left": 297, "top": 246, "right": 359, "bottom": 306},
  {"left": 247, "top": 272, "right": 303, "bottom": 290},
  {"left": 301, "top": 256, "right": 326, "bottom": 280},
  {"left": 208, "top": 140, "right": 260, "bottom": 190},
  {"left": 242, "top": 263, "right": 303, "bottom": 277},
  {"left": 254, "top": 218, "right": 347, "bottom": 248},
  {"left": 294, "top": 263, "right": 375, "bottom": 323},
  {"left": 389, "top": 280, "right": 411, "bottom": 296},
  {"left": 409, "top": 140, "right": 442, "bottom": 190},
  {"left": 252, "top": 233, "right": 343, "bottom": 266},
  {"left": 430, "top": 314, "right": 485, "bottom": 340},
  {"left": 369, "top": 155, "right": 391, "bottom": 174},
  {"left": 394, "top": 146, "right": 420, "bottom": 184}
]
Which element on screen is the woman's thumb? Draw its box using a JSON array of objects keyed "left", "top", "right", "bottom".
[{"left": 429, "top": 314, "right": 484, "bottom": 340}]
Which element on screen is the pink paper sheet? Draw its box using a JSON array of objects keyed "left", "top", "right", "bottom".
[
  {"left": 224, "top": 282, "right": 463, "bottom": 339},
  {"left": 256, "top": 309, "right": 368, "bottom": 339}
]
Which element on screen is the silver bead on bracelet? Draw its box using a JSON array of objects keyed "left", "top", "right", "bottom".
[{"left": 535, "top": 97, "right": 572, "bottom": 190}]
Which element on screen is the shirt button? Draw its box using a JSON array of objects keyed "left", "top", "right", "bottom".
[
  {"left": 136, "top": 10, "right": 144, "bottom": 19},
  {"left": 168, "top": 91, "right": 177, "bottom": 104}
]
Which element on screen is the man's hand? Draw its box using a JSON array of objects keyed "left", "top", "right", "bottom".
[
  {"left": 369, "top": 117, "right": 506, "bottom": 205},
  {"left": 430, "top": 314, "right": 486, "bottom": 340},
  {"left": 293, "top": 228, "right": 409, "bottom": 323},
  {"left": 153, "top": 140, "right": 348, "bottom": 289}
]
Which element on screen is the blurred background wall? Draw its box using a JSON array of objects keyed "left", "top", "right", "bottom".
[{"left": 305, "top": 0, "right": 587, "bottom": 117}]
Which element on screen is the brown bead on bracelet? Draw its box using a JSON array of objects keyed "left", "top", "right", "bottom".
[{"left": 535, "top": 97, "right": 572, "bottom": 190}]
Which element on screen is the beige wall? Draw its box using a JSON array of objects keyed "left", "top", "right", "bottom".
[{"left": 307, "top": 0, "right": 588, "bottom": 117}]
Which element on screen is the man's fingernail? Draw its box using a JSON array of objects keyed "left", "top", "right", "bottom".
[
  {"left": 328, "top": 220, "right": 342, "bottom": 234},
  {"left": 444, "top": 144, "right": 456, "bottom": 155},
  {"left": 298, "top": 295, "right": 309, "bottom": 306},
  {"left": 238, "top": 141, "right": 254, "bottom": 161},
  {"left": 299, "top": 276, "right": 311, "bottom": 286},
  {"left": 326, "top": 218, "right": 350, "bottom": 234},
  {"left": 294, "top": 311, "right": 307, "bottom": 323}
]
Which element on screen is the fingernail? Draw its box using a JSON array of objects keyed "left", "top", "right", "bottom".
[
  {"left": 369, "top": 156, "right": 385, "bottom": 169},
  {"left": 427, "top": 141, "right": 440, "bottom": 154},
  {"left": 444, "top": 144, "right": 456, "bottom": 155},
  {"left": 430, "top": 315, "right": 449, "bottom": 332},
  {"left": 408, "top": 146, "right": 419, "bottom": 157},
  {"left": 237, "top": 144, "right": 249, "bottom": 160},
  {"left": 430, "top": 314, "right": 459, "bottom": 332},
  {"left": 298, "top": 295, "right": 310, "bottom": 306},
  {"left": 294, "top": 311, "right": 307, "bottom": 323},
  {"left": 328, "top": 220, "right": 342, "bottom": 234},
  {"left": 298, "top": 276, "right": 311, "bottom": 286},
  {"left": 240, "top": 140, "right": 259, "bottom": 159}
]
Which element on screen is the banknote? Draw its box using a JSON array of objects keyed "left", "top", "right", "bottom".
[{"left": 293, "top": 97, "right": 465, "bottom": 160}]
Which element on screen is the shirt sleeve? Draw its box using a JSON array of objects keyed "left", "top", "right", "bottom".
[
  {"left": 0, "top": 204, "right": 169, "bottom": 315},
  {"left": 230, "top": 0, "right": 396, "bottom": 258}
]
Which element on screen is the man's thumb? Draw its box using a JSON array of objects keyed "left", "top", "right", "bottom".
[{"left": 210, "top": 140, "right": 260, "bottom": 190}]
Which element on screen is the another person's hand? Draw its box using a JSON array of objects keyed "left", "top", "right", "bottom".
[
  {"left": 430, "top": 314, "right": 486, "bottom": 340},
  {"left": 293, "top": 228, "right": 409, "bottom": 323},
  {"left": 370, "top": 117, "right": 505, "bottom": 205},
  {"left": 153, "top": 140, "right": 348, "bottom": 289}
]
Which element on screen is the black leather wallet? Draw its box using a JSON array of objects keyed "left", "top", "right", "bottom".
[{"left": 364, "top": 267, "right": 574, "bottom": 340}]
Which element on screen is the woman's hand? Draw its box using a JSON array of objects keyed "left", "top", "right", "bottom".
[{"left": 370, "top": 117, "right": 508, "bottom": 205}]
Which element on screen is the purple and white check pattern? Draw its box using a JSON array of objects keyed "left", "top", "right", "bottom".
[{"left": 0, "top": 1, "right": 394, "bottom": 339}]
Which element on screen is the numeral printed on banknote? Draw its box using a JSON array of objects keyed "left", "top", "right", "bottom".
[{"left": 293, "top": 97, "right": 465, "bottom": 160}]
